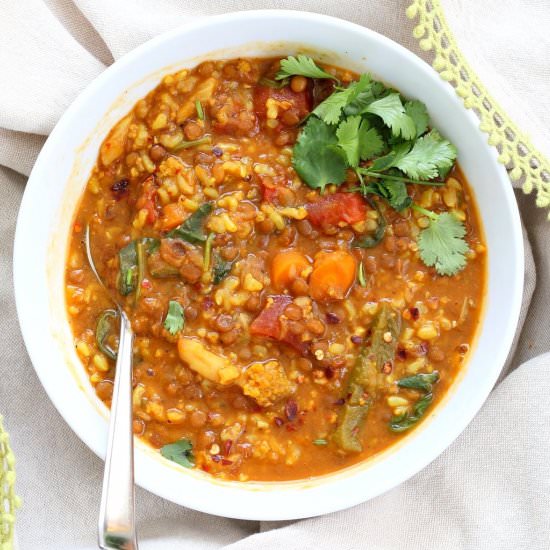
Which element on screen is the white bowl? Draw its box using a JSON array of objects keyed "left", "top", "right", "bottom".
[{"left": 13, "top": 10, "right": 523, "bottom": 520}]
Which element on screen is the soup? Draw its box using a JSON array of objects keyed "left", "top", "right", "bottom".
[{"left": 65, "top": 56, "right": 485, "bottom": 481}]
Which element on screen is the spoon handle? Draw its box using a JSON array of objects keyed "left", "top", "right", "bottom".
[{"left": 98, "top": 310, "right": 138, "bottom": 550}]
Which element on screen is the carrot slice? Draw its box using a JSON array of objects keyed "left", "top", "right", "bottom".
[
  {"left": 161, "top": 203, "right": 186, "bottom": 231},
  {"left": 271, "top": 249, "right": 311, "bottom": 290},
  {"left": 309, "top": 250, "right": 357, "bottom": 302}
]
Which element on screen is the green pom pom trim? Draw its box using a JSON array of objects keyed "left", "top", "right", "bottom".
[
  {"left": 408, "top": 0, "right": 550, "bottom": 217},
  {"left": 1, "top": 416, "right": 19, "bottom": 550}
]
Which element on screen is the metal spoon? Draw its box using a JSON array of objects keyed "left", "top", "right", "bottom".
[{"left": 85, "top": 225, "right": 138, "bottom": 550}]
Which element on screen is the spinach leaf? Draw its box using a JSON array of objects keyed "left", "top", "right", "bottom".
[
  {"left": 160, "top": 438, "right": 195, "bottom": 468},
  {"left": 96, "top": 309, "right": 118, "bottom": 361},
  {"left": 167, "top": 202, "right": 213, "bottom": 244},
  {"left": 117, "top": 242, "right": 138, "bottom": 296},
  {"left": 390, "top": 371, "right": 440, "bottom": 432}
]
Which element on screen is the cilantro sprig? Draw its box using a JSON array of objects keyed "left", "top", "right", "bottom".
[
  {"left": 276, "top": 54, "right": 338, "bottom": 81},
  {"left": 280, "top": 54, "right": 468, "bottom": 276}
]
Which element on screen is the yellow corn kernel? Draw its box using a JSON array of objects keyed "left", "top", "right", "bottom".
[
  {"left": 166, "top": 408, "right": 186, "bottom": 424},
  {"left": 420, "top": 188, "right": 434, "bottom": 208},
  {"left": 406, "top": 357, "right": 426, "bottom": 374},
  {"left": 452, "top": 209, "right": 467, "bottom": 221},
  {"left": 266, "top": 98, "right": 279, "bottom": 119},
  {"left": 417, "top": 216, "right": 430, "bottom": 229},
  {"left": 443, "top": 187, "right": 457, "bottom": 208},
  {"left": 92, "top": 353, "right": 109, "bottom": 372},
  {"left": 182, "top": 198, "right": 198, "bottom": 212},
  {"left": 88, "top": 177, "right": 100, "bottom": 195},
  {"left": 147, "top": 401, "right": 166, "bottom": 422},
  {"left": 157, "top": 187, "right": 170, "bottom": 205},
  {"left": 132, "top": 384, "right": 146, "bottom": 408},
  {"left": 204, "top": 187, "right": 219, "bottom": 199},
  {"left": 387, "top": 396, "right": 409, "bottom": 408},
  {"left": 151, "top": 112, "right": 168, "bottom": 130},
  {"left": 261, "top": 204, "right": 285, "bottom": 230},
  {"left": 417, "top": 323, "right": 439, "bottom": 340},
  {"left": 243, "top": 273, "right": 263, "bottom": 292},
  {"left": 278, "top": 206, "right": 308, "bottom": 220},
  {"left": 447, "top": 177, "right": 462, "bottom": 190},
  {"left": 76, "top": 341, "right": 91, "bottom": 358},
  {"left": 329, "top": 343, "right": 345, "bottom": 355},
  {"left": 132, "top": 208, "right": 148, "bottom": 229}
]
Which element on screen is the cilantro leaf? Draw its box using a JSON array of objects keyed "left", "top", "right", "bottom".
[
  {"left": 404, "top": 100, "right": 429, "bottom": 137},
  {"left": 365, "top": 93, "right": 416, "bottom": 140},
  {"left": 276, "top": 55, "right": 338, "bottom": 81},
  {"left": 417, "top": 211, "right": 468, "bottom": 276},
  {"left": 292, "top": 116, "right": 347, "bottom": 190},
  {"left": 362, "top": 179, "right": 412, "bottom": 211},
  {"left": 313, "top": 74, "right": 371, "bottom": 125},
  {"left": 164, "top": 300, "right": 185, "bottom": 335},
  {"left": 167, "top": 202, "right": 212, "bottom": 244},
  {"left": 336, "top": 115, "right": 362, "bottom": 166},
  {"left": 160, "top": 439, "right": 195, "bottom": 468},
  {"left": 395, "top": 130, "right": 457, "bottom": 180},
  {"left": 369, "top": 142, "right": 412, "bottom": 172},
  {"left": 358, "top": 125, "right": 385, "bottom": 161}
]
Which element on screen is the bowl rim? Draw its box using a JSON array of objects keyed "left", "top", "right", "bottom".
[{"left": 13, "top": 9, "right": 524, "bottom": 520}]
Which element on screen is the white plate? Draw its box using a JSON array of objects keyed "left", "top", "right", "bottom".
[{"left": 13, "top": 10, "right": 523, "bottom": 520}]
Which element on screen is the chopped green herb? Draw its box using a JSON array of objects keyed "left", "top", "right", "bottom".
[
  {"left": 96, "top": 309, "right": 118, "bottom": 361},
  {"left": 353, "top": 197, "right": 386, "bottom": 248},
  {"left": 414, "top": 206, "right": 468, "bottom": 276},
  {"left": 203, "top": 232, "right": 215, "bottom": 272},
  {"left": 275, "top": 54, "right": 338, "bottom": 82},
  {"left": 259, "top": 76, "right": 289, "bottom": 88},
  {"left": 167, "top": 202, "right": 213, "bottom": 244},
  {"left": 135, "top": 239, "right": 145, "bottom": 303},
  {"left": 195, "top": 100, "right": 204, "bottom": 120},
  {"left": 164, "top": 300, "right": 185, "bottom": 336},
  {"left": 390, "top": 371, "right": 440, "bottom": 432},
  {"left": 313, "top": 439, "right": 328, "bottom": 446},
  {"left": 170, "top": 136, "right": 211, "bottom": 151},
  {"left": 160, "top": 438, "right": 195, "bottom": 468},
  {"left": 357, "top": 261, "right": 367, "bottom": 287},
  {"left": 360, "top": 178, "right": 412, "bottom": 211},
  {"left": 212, "top": 255, "right": 233, "bottom": 285},
  {"left": 292, "top": 116, "right": 347, "bottom": 191}
]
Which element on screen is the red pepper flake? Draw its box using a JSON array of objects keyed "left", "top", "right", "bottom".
[
  {"left": 223, "top": 439, "right": 233, "bottom": 456},
  {"left": 409, "top": 307, "right": 420, "bottom": 320},
  {"left": 285, "top": 423, "right": 298, "bottom": 432},
  {"left": 350, "top": 335, "right": 363, "bottom": 345},
  {"left": 274, "top": 417, "right": 284, "bottom": 427},
  {"left": 202, "top": 296, "right": 214, "bottom": 310},
  {"left": 221, "top": 458, "right": 233, "bottom": 466},
  {"left": 285, "top": 399, "right": 298, "bottom": 421},
  {"left": 325, "top": 312, "right": 340, "bottom": 324},
  {"left": 141, "top": 279, "right": 152, "bottom": 290},
  {"left": 381, "top": 361, "right": 393, "bottom": 374}
]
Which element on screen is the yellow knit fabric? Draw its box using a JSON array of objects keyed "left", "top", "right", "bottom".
[
  {"left": 0, "top": 416, "right": 19, "bottom": 550},
  {"left": 408, "top": 0, "right": 550, "bottom": 216}
]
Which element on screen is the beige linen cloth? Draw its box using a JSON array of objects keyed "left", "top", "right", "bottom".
[{"left": 1, "top": 1, "right": 549, "bottom": 548}]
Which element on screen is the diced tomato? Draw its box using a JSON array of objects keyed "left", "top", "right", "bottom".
[
  {"left": 306, "top": 192, "right": 368, "bottom": 227},
  {"left": 253, "top": 85, "right": 311, "bottom": 120},
  {"left": 250, "top": 295, "right": 292, "bottom": 339},
  {"left": 136, "top": 175, "right": 160, "bottom": 224},
  {"left": 250, "top": 295, "right": 308, "bottom": 354}
]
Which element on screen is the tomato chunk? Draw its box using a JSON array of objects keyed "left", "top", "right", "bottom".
[
  {"left": 306, "top": 192, "right": 367, "bottom": 227},
  {"left": 250, "top": 295, "right": 307, "bottom": 353},
  {"left": 253, "top": 85, "right": 311, "bottom": 120},
  {"left": 136, "top": 175, "right": 160, "bottom": 224}
]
